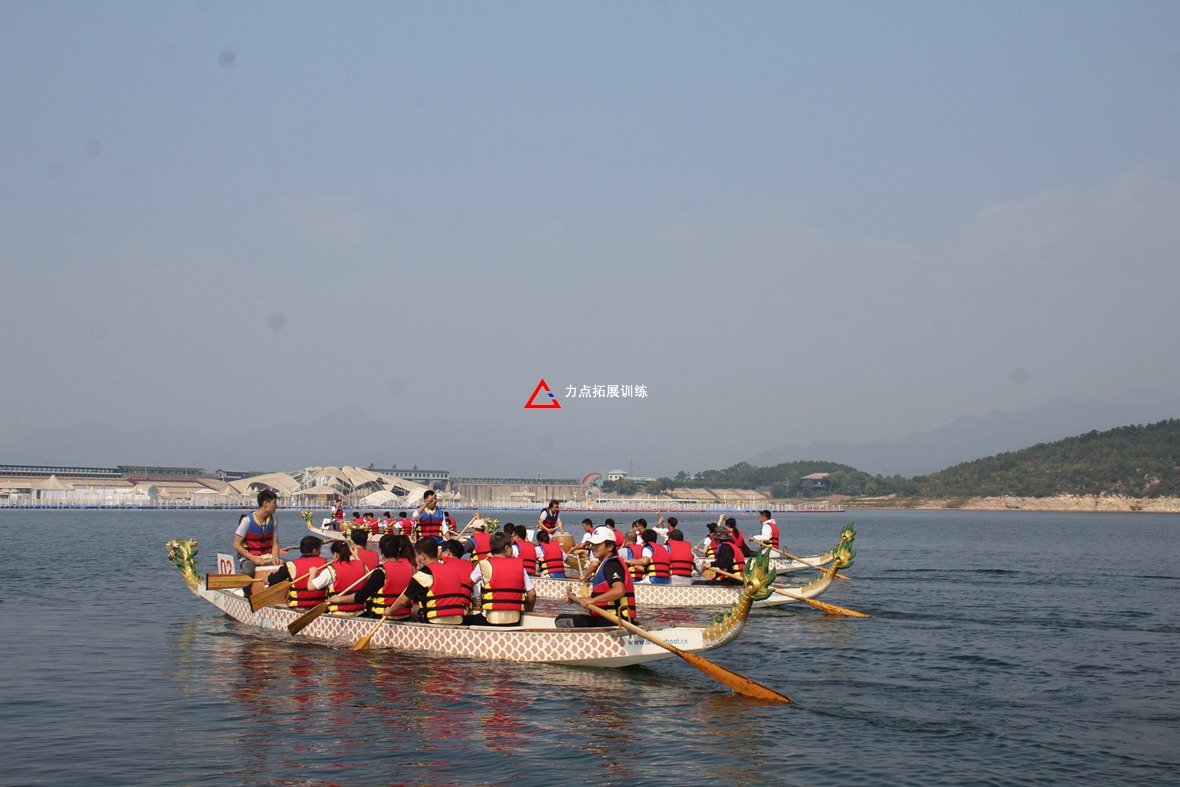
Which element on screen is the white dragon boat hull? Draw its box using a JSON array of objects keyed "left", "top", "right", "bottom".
[
  {"left": 166, "top": 540, "right": 763, "bottom": 668},
  {"left": 532, "top": 568, "right": 836, "bottom": 610}
]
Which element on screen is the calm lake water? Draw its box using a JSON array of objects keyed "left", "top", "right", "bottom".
[{"left": 1, "top": 508, "right": 1178, "bottom": 785}]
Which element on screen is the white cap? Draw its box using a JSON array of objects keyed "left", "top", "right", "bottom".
[{"left": 588, "top": 526, "right": 617, "bottom": 545}]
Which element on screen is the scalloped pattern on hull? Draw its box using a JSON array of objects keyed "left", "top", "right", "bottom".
[
  {"left": 533, "top": 572, "right": 834, "bottom": 609},
  {"left": 197, "top": 586, "right": 725, "bottom": 667}
]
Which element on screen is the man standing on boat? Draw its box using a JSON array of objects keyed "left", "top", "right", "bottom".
[
  {"left": 413, "top": 490, "right": 446, "bottom": 543},
  {"left": 749, "top": 510, "right": 781, "bottom": 552},
  {"left": 233, "top": 490, "right": 282, "bottom": 580},
  {"left": 537, "top": 499, "right": 565, "bottom": 539}
]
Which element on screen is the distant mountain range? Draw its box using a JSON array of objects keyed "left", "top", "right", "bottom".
[{"left": 745, "top": 390, "right": 1180, "bottom": 477}]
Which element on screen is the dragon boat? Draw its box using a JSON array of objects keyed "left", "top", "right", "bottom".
[
  {"left": 165, "top": 539, "right": 782, "bottom": 668},
  {"left": 764, "top": 524, "right": 856, "bottom": 574},
  {"left": 535, "top": 530, "right": 853, "bottom": 610}
]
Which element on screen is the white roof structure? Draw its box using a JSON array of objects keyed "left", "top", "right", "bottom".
[{"left": 228, "top": 473, "right": 301, "bottom": 495}]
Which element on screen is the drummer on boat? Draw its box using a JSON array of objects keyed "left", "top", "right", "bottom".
[
  {"left": 557, "top": 527, "right": 636, "bottom": 628},
  {"left": 233, "top": 490, "right": 282, "bottom": 584},
  {"left": 537, "top": 499, "right": 565, "bottom": 540}
]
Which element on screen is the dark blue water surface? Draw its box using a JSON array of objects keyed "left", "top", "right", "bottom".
[{"left": 2, "top": 508, "right": 1178, "bottom": 785}]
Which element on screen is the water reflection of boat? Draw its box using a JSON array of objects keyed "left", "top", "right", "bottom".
[{"left": 165, "top": 539, "right": 775, "bottom": 668}]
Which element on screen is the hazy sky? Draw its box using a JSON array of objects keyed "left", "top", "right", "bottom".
[{"left": 2, "top": 2, "right": 1179, "bottom": 477}]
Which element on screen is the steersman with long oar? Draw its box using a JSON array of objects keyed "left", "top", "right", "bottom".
[{"left": 560, "top": 527, "right": 791, "bottom": 703}]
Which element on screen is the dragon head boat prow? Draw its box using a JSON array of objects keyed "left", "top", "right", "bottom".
[
  {"left": 166, "top": 539, "right": 201, "bottom": 589},
  {"left": 704, "top": 549, "right": 776, "bottom": 642}
]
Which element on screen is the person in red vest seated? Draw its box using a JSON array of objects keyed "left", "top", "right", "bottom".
[
  {"left": 556, "top": 527, "right": 637, "bottom": 628},
  {"left": 468, "top": 520, "right": 493, "bottom": 562},
  {"left": 396, "top": 512, "right": 413, "bottom": 536},
  {"left": 350, "top": 511, "right": 365, "bottom": 531},
  {"left": 694, "top": 524, "right": 742, "bottom": 586},
  {"left": 619, "top": 532, "right": 646, "bottom": 581},
  {"left": 307, "top": 540, "right": 372, "bottom": 615},
  {"left": 469, "top": 532, "right": 535, "bottom": 626},
  {"left": 328, "top": 534, "right": 416, "bottom": 619},
  {"left": 265, "top": 535, "right": 327, "bottom": 607},
  {"left": 383, "top": 538, "right": 473, "bottom": 625},
  {"left": 349, "top": 527, "right": 380, "bottom": 571},
  {"left": 665, "top": 530, "right": 701, "bottom": 584},
  {"left": 749, "top": 510, "right": 781, "bottom": 552},
  {"left": 726, "top": 516, "right": 752, "bottom": 560},
  {"left": 233, "top": 489, "right": 282, "bottom": 585},
  {"left": 510, "top": 524, "right": 539, "bottom": 576},
  {"left": 535, "top": 531, "right": 567, "bottom": 579},
  {"left": 627, "top": 528, "right": 672, "bottom": 585},
  {"left": 379, "top": 511, "right": 395, "bottom": 533}
]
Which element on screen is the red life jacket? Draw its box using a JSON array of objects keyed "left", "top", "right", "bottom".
[
  {"left": 623, "top": 545, "right": 645, "bottom": 579},
  {"left": 241, "top": 512, "right": 275, "bottom": 556},
  {"left": 365, "top": 517, "right": 379, "bottom": 533},
  {"left": 612, "top": 528, "right": 626, "bottom": 546},
  {"left": 286, "top": 555, "right": 328, "bottom": 607},
  {"left": 417, "top": 508, "right": 444, "bottom": 539},
  {"left": 666, "top": 540, "right": 696, "bottom": 577},
  {"left": 397, "top": 518, "right": 413, "bottom": 535},
  {"left": 644, "top": 543, "right": 671, "bottom": 579},
  {"left": 328, "top": 559, "right": 368, "bottom": 613},
  {"left": 591, "top": 556, "right": 637, "bottom": 622},
  {"left": 380, "top": 517, "right": 395, "bottom": 532},
  {"left": 539, "top": 508, "right": 559, "bottom": 535},
  {"left": 539, "top": 540, "right": 565, "bottom": 577},
  {"left": 731, "top": 529, "right": 747, "bottom": 552},
  {"left": 333, "top": 507, "right": 344, "bottom": 521},
  {"left": 351, "top": 517, "right": 365, "bottom": 530},
  {"left": 514, "top": 540, "right": 538, "bottom": 575},
  {"left": 471, "top": 532, "right": 492, "bottom": 562},
  {"left": 424, "top": 559, "right": 473, "bottom": 620},
  {"left": 763, "top": 520, "right": 780, "bottom": 549},
  {"left": 356, "top": 547, "right": 380, "bottom": 572},
  {"left": 480, "top": 556, "right": 527, "bottom": 613},
  {"left": 370, "top": 559, "right": 414, "bottom": 619}
]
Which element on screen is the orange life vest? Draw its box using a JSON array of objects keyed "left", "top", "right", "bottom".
[{"left": 667, "top": 540, "right": 696, "bottom": 577}]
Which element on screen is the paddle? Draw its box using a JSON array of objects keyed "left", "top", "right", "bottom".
[
  {"left": 351, "top": 594, "right": 409, "bottom": 652},
  {"left": 286, "top": 566, "right": 376, "bottom": 635},
  {"left": 766, "top": 547, "right": 851, "bottom": 580},
  {"left": 250, "top": 558, "right": 337, "bottom": 613},
  {"left": 712, "top": 568, "right": 869, "bottom": 618},
  {"left": 206, "top": 573, "right": 255, "bottom": 590},
  {"left": 583, "top": 604, "right": 790, "bottom": 703}
]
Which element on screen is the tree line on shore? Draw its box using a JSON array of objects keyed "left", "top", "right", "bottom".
[{"left": 632, "top": 419, "right": 1180, "bottom": 500}]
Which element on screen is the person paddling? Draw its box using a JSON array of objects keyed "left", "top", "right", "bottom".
[
  {"left": 470, "top": 532, "right": 535, "bottom": 627},
  {"left": 350, "top": 527, "right": 380, "bottom": 571},
  {"left": 265, "top": 535, "right": 327, "bottom": 607},
  {"left": 308, "top": 540, "right": 369, "bottom": 615},
  {"left": 327, "top": 534, "right": 416, "bottom": 619},
  {"left": 749, "top": 510, "right": 781, "bottom": 552},
  {"left": 557, "top": 527, "right": 637, "bottom": 628}
]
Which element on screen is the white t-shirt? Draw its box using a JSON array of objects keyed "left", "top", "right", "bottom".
[{"left": 751, "top": 519, "right": 777, "bottom": 544}]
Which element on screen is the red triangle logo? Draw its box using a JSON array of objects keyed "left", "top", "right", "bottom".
[{"left": 524, "top": 378, "right": 561, "bottom": 409}]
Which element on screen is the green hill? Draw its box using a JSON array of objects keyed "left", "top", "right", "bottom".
[
  {"left": 911, "top": 419, "right": 1180, "bottom": 498},
  {"left": 673, "top": 419, "right": 1180, "bottom": 499}
]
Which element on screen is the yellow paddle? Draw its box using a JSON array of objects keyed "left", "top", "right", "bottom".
[
  {"left": 206, "top": 573, "right": 255, "bottom": 590},
  {"left": 350, "top": 600, "right": 405, "bottom": 652},
  {"left": 249, "top": 558, "right": 336, "bottom": 612},
  {"left": 583, "top": 604, "right": 790, "bottom": 703},
  {"left": 286, "top": 566, "right": 375, "bottom": 635},
  {"left": 712, "top": 568, "right": 869, "bottom": 618}
]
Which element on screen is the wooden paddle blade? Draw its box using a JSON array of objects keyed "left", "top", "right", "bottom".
[
  {"left": 772, "top": 587, "right": 870, "bottom": 618},
  {"left": 249, "top": 580, "right": 292, "bottom": 612},
  {"left": 677, "top": 650, "right": 791, "bottom": 703},
  {"left": 801, "top": 596, "right": 870, "bottom": 618},
  {"left": 206, "top": 573, "right": 254, "bottom": 590},
  {"left": 287, "top": 602, "right": 329, "bottom": 635},
  {"left": 351, "top": 621, "right": 383, "bottom": 651}
]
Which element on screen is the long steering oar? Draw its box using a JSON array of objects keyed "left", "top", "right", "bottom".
[
  {"left": 584, "top": 604, "right": 790, "bottom": 703},
  {"left": 766, "top": 547, "right": 851, "bottom": 580},
  {"left": 713, "top": 568, "right": 869, "bottom": 618},
  {"left": 250, "top": 558, "right": 337, "bottom": 612},
  {"left": 287, "top": 566, "right": 375, "bottom": 635}
]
